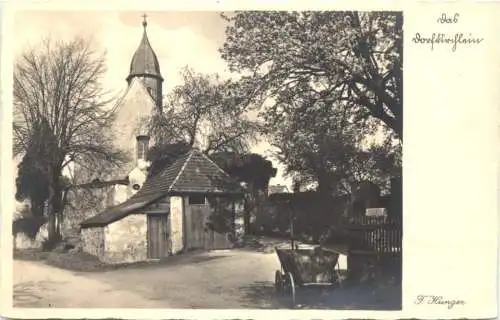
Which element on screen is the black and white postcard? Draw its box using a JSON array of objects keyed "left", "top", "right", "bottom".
[{"left": 1, "top": 1, "right": 498, "bottom": 319}]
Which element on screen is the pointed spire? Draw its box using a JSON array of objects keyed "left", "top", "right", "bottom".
[{"left": 127, "top": 13, "right": 163, "bottom": 83}]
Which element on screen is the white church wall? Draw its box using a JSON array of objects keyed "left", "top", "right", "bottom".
[{"left": 113, "top": 78, "right": 157, "bottom": 170}]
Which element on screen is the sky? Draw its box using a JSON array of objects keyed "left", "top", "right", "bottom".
[{"left": 13, "top": 11, "right": 292, "bottom": 189}]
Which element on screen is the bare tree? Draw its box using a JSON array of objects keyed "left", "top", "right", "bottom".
[
  {"left": 147, "top": 67, "right": 260, "bottom": 155},
  {"left": 13, "top": 36, "right": 127, "bottom": 246}
]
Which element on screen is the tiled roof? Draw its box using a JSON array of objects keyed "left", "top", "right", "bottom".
[
  {"left": 268, "top": 185, "right": 288, "bottom": 195},
  {"left": 79, "top": 193, "right": 162, "bottom": 228},
  {"left": 80, "top": 149, "right": 244, "bottom": 228},
  {"left": 73, "top": 178, "right": 130, "bottom": 190}
]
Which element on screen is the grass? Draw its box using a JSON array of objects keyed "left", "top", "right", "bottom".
[
  {"left": 13, "top": 249, "right": 50, "bottom": 261},
  {"left": 13, "top": 247, "right": 229, "bottom": 273},
  {"left": 14, "top": 248, "right": 115, "bottom": 272}
]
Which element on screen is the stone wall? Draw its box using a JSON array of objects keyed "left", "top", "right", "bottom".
[
  {"left": 63, "top": 186, "right": 112, "bottom": 241},
  {"left": 103, "top": 213, "right": 147, "bottom": 264},
  {"left": 81, "top": 227, "right": 105, "bottom": 257},
  {"left": 169, "top": 196, "right": 184, "bottom": 254},
  {"left": 14, "top": 222, "right": 48, "bottom": 250}
]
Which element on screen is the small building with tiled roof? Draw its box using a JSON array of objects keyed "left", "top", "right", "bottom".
[
  {"left": 79, "top": 148, "right": 245, "bottom": 264},
  {"left": 267, "top": 184, "right": 289, "bottom": 196}
]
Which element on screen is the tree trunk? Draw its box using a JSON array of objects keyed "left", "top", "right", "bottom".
[
  {"left": 243, "top": 185, "right": 260, "bottom": 235},
  {"left": 243, "top": 196, "right": 252, "bottom": 234},
  {"left": 231, "top": 201, "right": 236, "bottom": 241},
  {"left": 46, "top": 167, "right": 63, "bottom": 248},
  {"left": 30, "top": 198, "right": 44, "bottom": 218},
  {"left": 57, "top": 188, "right": 70, "bottom": 238},
  {"left": 46, "top": 183, "right": 57, "bottom": 247},
  {"left": 316, "top": 174, "right": 334, "bottom": 198}
]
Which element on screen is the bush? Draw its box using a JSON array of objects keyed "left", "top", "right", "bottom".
[{"left": 12, "top": 215, "right": 46, "bottom": 240}]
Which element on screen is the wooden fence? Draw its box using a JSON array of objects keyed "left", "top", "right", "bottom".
[
  {"left": 341, "top": 215, "right": 402, "bottom": 255},
  {"left": 341, "top": 215, "right": 402, "bottom": 278}
]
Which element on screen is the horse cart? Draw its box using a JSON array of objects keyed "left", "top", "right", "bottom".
[{"left": 274, "top": 246, "right": 343, "bottom": 308}]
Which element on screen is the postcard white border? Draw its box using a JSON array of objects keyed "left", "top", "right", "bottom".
[{"left": 2, "top": 1, "right": 499, "bottom": 319}]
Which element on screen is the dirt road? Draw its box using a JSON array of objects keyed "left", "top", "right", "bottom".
[
  {"left": 13, "top": 249, "right": 400, "bottom": 309},
  {"left": 13, "top": 260, "right": 171, "bottom": 308},
  {"left": 13, "top": 249, "right": 282, "bottom": 309},
  {"left": 90, "top": 249, "right": 283, "bottom": 309}
]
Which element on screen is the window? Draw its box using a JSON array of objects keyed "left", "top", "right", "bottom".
[
  {"left": 189, "top": 194, "right": 206, "bottom": 205},
  {"left": 136, "top": 139, "right": 148, "bottom": 161}
]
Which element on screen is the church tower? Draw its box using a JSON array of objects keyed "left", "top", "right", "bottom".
[
  {"left": 126, "top": 14, "right": 163, "bottom": 110},
  {"left": 108, "top": 14, "right": 164, "bottom": 178}
]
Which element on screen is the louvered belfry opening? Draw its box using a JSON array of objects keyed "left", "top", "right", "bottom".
[{"left": 136, "top": 135, "right": 150, "bottom": 165}]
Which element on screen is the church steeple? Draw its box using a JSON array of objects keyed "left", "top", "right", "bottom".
[{"left": 127, "top": 14, "right": 163, "bottom": 109}]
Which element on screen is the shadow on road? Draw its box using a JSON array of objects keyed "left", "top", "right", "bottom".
[
  {"left": 238, "top": 281, "right": 402, "bottom": 310},
  {"left": 236, "top": 281, "right": 285, "bottom": 309}
]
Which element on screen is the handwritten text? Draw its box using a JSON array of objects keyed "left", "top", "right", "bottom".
[
  {"left": 414, "top": 295, "right": 466, "bottom": 309},
  {"left": 412, "top": 13, "right": 484, "bottom": 51},
  {"left": 437, "top": 13, "right": 459, "bottom": 24},
  {"left": 412, "top": 32, "right": 484, "bottom": 52}
]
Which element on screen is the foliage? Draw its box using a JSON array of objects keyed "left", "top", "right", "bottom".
[
  {"left": 262, "top": 88, "right": 401, "bottom": 197},
  {"left": 12, "top": 204, "right": 47, "bottom": 240},
  {"left": 147, "top": 67, "right": 260, "bottom": 154},
  {"left": 146, "top": 141, "right": 192, "bottom": 177},
  {"left": 16, "top": 124, "right": 73, "bottom": 217},
  {"left": 15, "top": 152, "right": 49, "bottom": 217},
  {"left": 211, "top": 152, "right": 277, "bottom": 233},
  {"left": 254, "top": 191, "right": 347, "bottom": 241},
  {"left": 13, "top": 36, "right": 127, "bottom": 243},
  {"left": 12, "top": 216, "right": 47, "bottom": 240},
  {"left": 15, "top": 117, "right": 55, "bottom": 211},
  {"left": 220, "top": 11, "right": 403, "bottom": 139},
  {"left": 206, "top": 195, "right": 242, "bottom": 236},
  {"left": 211, "top": 152, "right": 277, "bottom": 192}
]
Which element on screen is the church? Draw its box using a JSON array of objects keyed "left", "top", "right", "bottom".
[{"left": 62, "top": 16, "right": 245, "bottom": 263}]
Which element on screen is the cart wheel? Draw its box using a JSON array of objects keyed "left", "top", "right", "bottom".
[
  {"left": 274, "top": 270, "right": 283, "bottom": 294},
  {"left": 285, "top": 272, "right": 296, "bottom": 308}
]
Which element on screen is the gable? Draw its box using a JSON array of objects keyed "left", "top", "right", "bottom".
[
  {"left": 169, "top": 151, "right": 241, "bottom": 194},
  {"left": 136, "top": 149, "right": 244, "bottom": 198},
  {"left": 112, "top": 78, "right": 157, "bottom": 157},
  {"left": 109, "top": 78, "right": 158, "bottom": 177}
]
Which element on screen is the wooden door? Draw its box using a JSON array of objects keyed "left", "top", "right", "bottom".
[
  {"left": 147, "top": 214, "right": 169, "bottom": 259},
  {"left": 187, "top": 205, "right": 207, "bottom": 249}
]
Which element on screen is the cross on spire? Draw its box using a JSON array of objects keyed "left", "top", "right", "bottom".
[{"left": 142, "top": 13, "right": 148, "bottom": 28}]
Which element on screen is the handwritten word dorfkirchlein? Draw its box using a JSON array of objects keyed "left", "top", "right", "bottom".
[{"left": 412, "top": 32, "right": 483, "bottom": 52}]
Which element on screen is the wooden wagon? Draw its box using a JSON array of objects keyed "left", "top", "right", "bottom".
[{"left": 274, "top": 246, "right": 343, "bottom": 308}]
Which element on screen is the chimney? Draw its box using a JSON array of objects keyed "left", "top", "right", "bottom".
[{"left": 136, "top": 135, "right": 150, "bottom": 167}]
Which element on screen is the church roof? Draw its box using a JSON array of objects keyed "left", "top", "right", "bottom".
[
  {"left": 126, "top": 17, "right": 163, "bottom": 82},
  {"left": 80, "top": 149, "right": 245, "bottom": 228}
]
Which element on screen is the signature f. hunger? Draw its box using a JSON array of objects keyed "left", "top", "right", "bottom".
[{"left": 414, "top": 295, "right": 466, "bottom": 309}]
